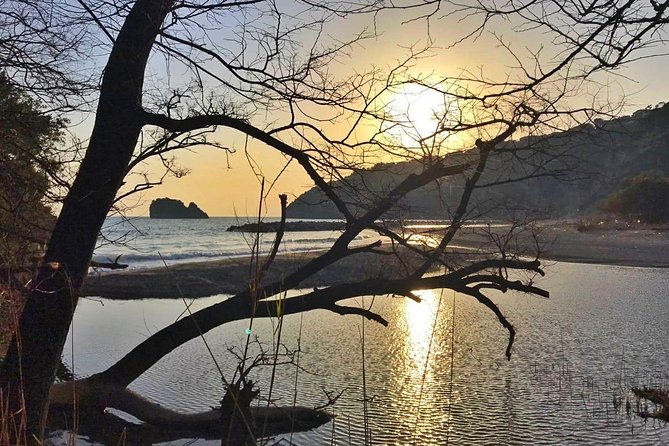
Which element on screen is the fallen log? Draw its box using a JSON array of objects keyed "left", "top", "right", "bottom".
[
  {"left": 90, "top": 254, "right": 128, "bottom": 270},
  {"left": 48, "top": 379, "right": 331, "bottom": 443}
]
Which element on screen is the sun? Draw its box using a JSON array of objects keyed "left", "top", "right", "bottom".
[{"left": 384, "top": 83, "right": 456, "bottom": 151}]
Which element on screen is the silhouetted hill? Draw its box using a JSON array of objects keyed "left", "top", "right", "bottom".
[
  {"left": 149, "top": 198, "right": 209, "bottom": 219},
  {"left": 287, "top": 103, "right": 669, "bottom": 220}
]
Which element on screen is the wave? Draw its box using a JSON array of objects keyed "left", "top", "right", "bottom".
[
  {"left": 93, "top": 222, "right": 384, "bottom": 270},
  {"left": 92, "top": 240, "right": 338, "bottom": 267},
  {"left": 287, "top": 236, "right": 339, "bottom": 244},
  {"left": 92, "top": 250, "right": 230, "bottom": 264}
]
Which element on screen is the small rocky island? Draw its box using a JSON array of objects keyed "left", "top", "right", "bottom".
[{"left": 149, "top": 198, "right": 209, "bottom": 219}]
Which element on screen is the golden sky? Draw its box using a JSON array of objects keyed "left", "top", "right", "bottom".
[{"left": 114, "top": 7, "right": 669, "bottom": 217}]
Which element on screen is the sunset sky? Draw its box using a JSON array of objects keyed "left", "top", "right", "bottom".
[{"left": 109, "top": 6, "right": 669, "bottom": 218}]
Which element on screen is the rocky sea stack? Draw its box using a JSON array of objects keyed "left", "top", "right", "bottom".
[{"left": 149, "top": 198, "right": 209, "bottom": 219}]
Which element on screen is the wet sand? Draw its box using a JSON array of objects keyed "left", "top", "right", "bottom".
[
  {"left": 81, "top": 248, "right": 429, "bottom": 300},
  {"left": 81, "top": 225, "right": 669, "bottom": 300}
]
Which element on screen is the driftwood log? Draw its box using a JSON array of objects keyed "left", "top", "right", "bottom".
[
  {"left": 90, "top": 255, "right": 128, "bottom": 270},
  {"left": 48, "top": 380, "right": 331, "bottom": 444}
]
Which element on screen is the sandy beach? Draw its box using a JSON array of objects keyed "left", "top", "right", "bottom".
[
  {"left": 81, "top": 224, "right": 669, "bottom": 300},
  {"left": 532, "top": 226, "right": 669, "bottom": 267},
  {"left": 81, "top": 247, "right": 434, "bottom": 300},
  {"left": 450, "top": 223, "right": 669, "bottom": 268}
]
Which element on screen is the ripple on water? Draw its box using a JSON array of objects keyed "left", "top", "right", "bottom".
[{"left": 62, "top": 263, "right": 669, "bottom": 445}]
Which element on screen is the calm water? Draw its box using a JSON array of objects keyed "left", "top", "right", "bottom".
[{"left": 60, "top": 262, "right": 669, "bottom": 445}]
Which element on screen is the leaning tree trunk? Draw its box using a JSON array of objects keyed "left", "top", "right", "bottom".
[{"left": 0, "top": 0, "right": 173, "bottom": 441}]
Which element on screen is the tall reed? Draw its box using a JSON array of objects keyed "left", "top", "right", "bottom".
[{"left": 1, "top": 282, "right": 27, "bottom": 445}]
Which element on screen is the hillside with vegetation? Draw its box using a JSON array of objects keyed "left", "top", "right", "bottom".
[
  {"left": 600, "top": 173, "right": 669, "bottom": 223},
  {"left": 287, "top": 104, "right": 669, "bottom": 222},
  {"left": 0, "top": 75, "right": 62, "bottom": 270},
  {"left": 0, "top": 75, "right": 62, "bottom": 354}
]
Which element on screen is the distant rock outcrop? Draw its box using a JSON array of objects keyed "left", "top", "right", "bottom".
[{"left": 149, "top": 198, "right": 209, "bottom": 219}]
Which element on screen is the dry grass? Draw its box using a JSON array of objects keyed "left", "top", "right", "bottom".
[
  {"left": 1, "top": 389, "right": 28, "bottom": 446},
  {"left": 0, "top": 280, "right": 29, "bottom": 445},
  {"left": 633, "top": 387, "right": 669, "bottom": 421},
  {"left": 0, "top": 282, "right": 25, "bottom": 358}
]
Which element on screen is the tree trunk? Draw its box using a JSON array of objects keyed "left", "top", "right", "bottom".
[{"left": 0, "top": 0, "right": 173, "bottom": 441}]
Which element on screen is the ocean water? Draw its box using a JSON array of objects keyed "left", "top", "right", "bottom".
[{"left": 93, "top": 216, "right": 380, "bottom": 269}]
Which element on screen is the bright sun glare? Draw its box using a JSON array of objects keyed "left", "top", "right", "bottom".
[
  {"left": 385, "top": 83, "right": 454, "bottom": 150},
  {"left": 405, "top": 289, "right": 440, "bottom": 368}
]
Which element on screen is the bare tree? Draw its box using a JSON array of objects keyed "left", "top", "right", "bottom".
[
  {"left": 0, "top": 0, "right": 95, "bottom": 111},
  {"left": 0, "top": 1, "right": 392, "bottom": 441},
  {"left": 1, "top": 0, "right": 669, "bottom": 443}
]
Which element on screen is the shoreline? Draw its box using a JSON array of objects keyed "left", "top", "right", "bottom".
[
  {"left": 82, "top": 248, "right": 425, "bottom": 300},
  {"left": 3, "top": 225, "right": 667, "bottom": 354},
  {"left": 81, "top": 225, "right": 669, "bottom": 300},
  {"left": 450, "top": 223, "right": 669, "bottom": 269},
  {"left": 537, "top": 224, "right": 669, "bottom": 268}
]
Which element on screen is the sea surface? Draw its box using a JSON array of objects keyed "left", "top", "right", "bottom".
[
  {"left": 93, "top": 216, "right": 378, "bottom": 269},
  {"left": 57, "top": 218, "right": 669, "bottom": 445}
]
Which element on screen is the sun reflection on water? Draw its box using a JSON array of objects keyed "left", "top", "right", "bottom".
[
  {"left": 407, "top": 232, "right": 441, "bottom": 249},
  {"left": 405, "top": 289, "right": 441, "bottom": 372},
  {"left": 399, "top": 289, "right": 460, "bottom": 442}
]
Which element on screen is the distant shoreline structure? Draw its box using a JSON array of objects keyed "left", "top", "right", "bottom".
[{"left": 227, "top": 220, "right": 344, "bottom": 232}]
